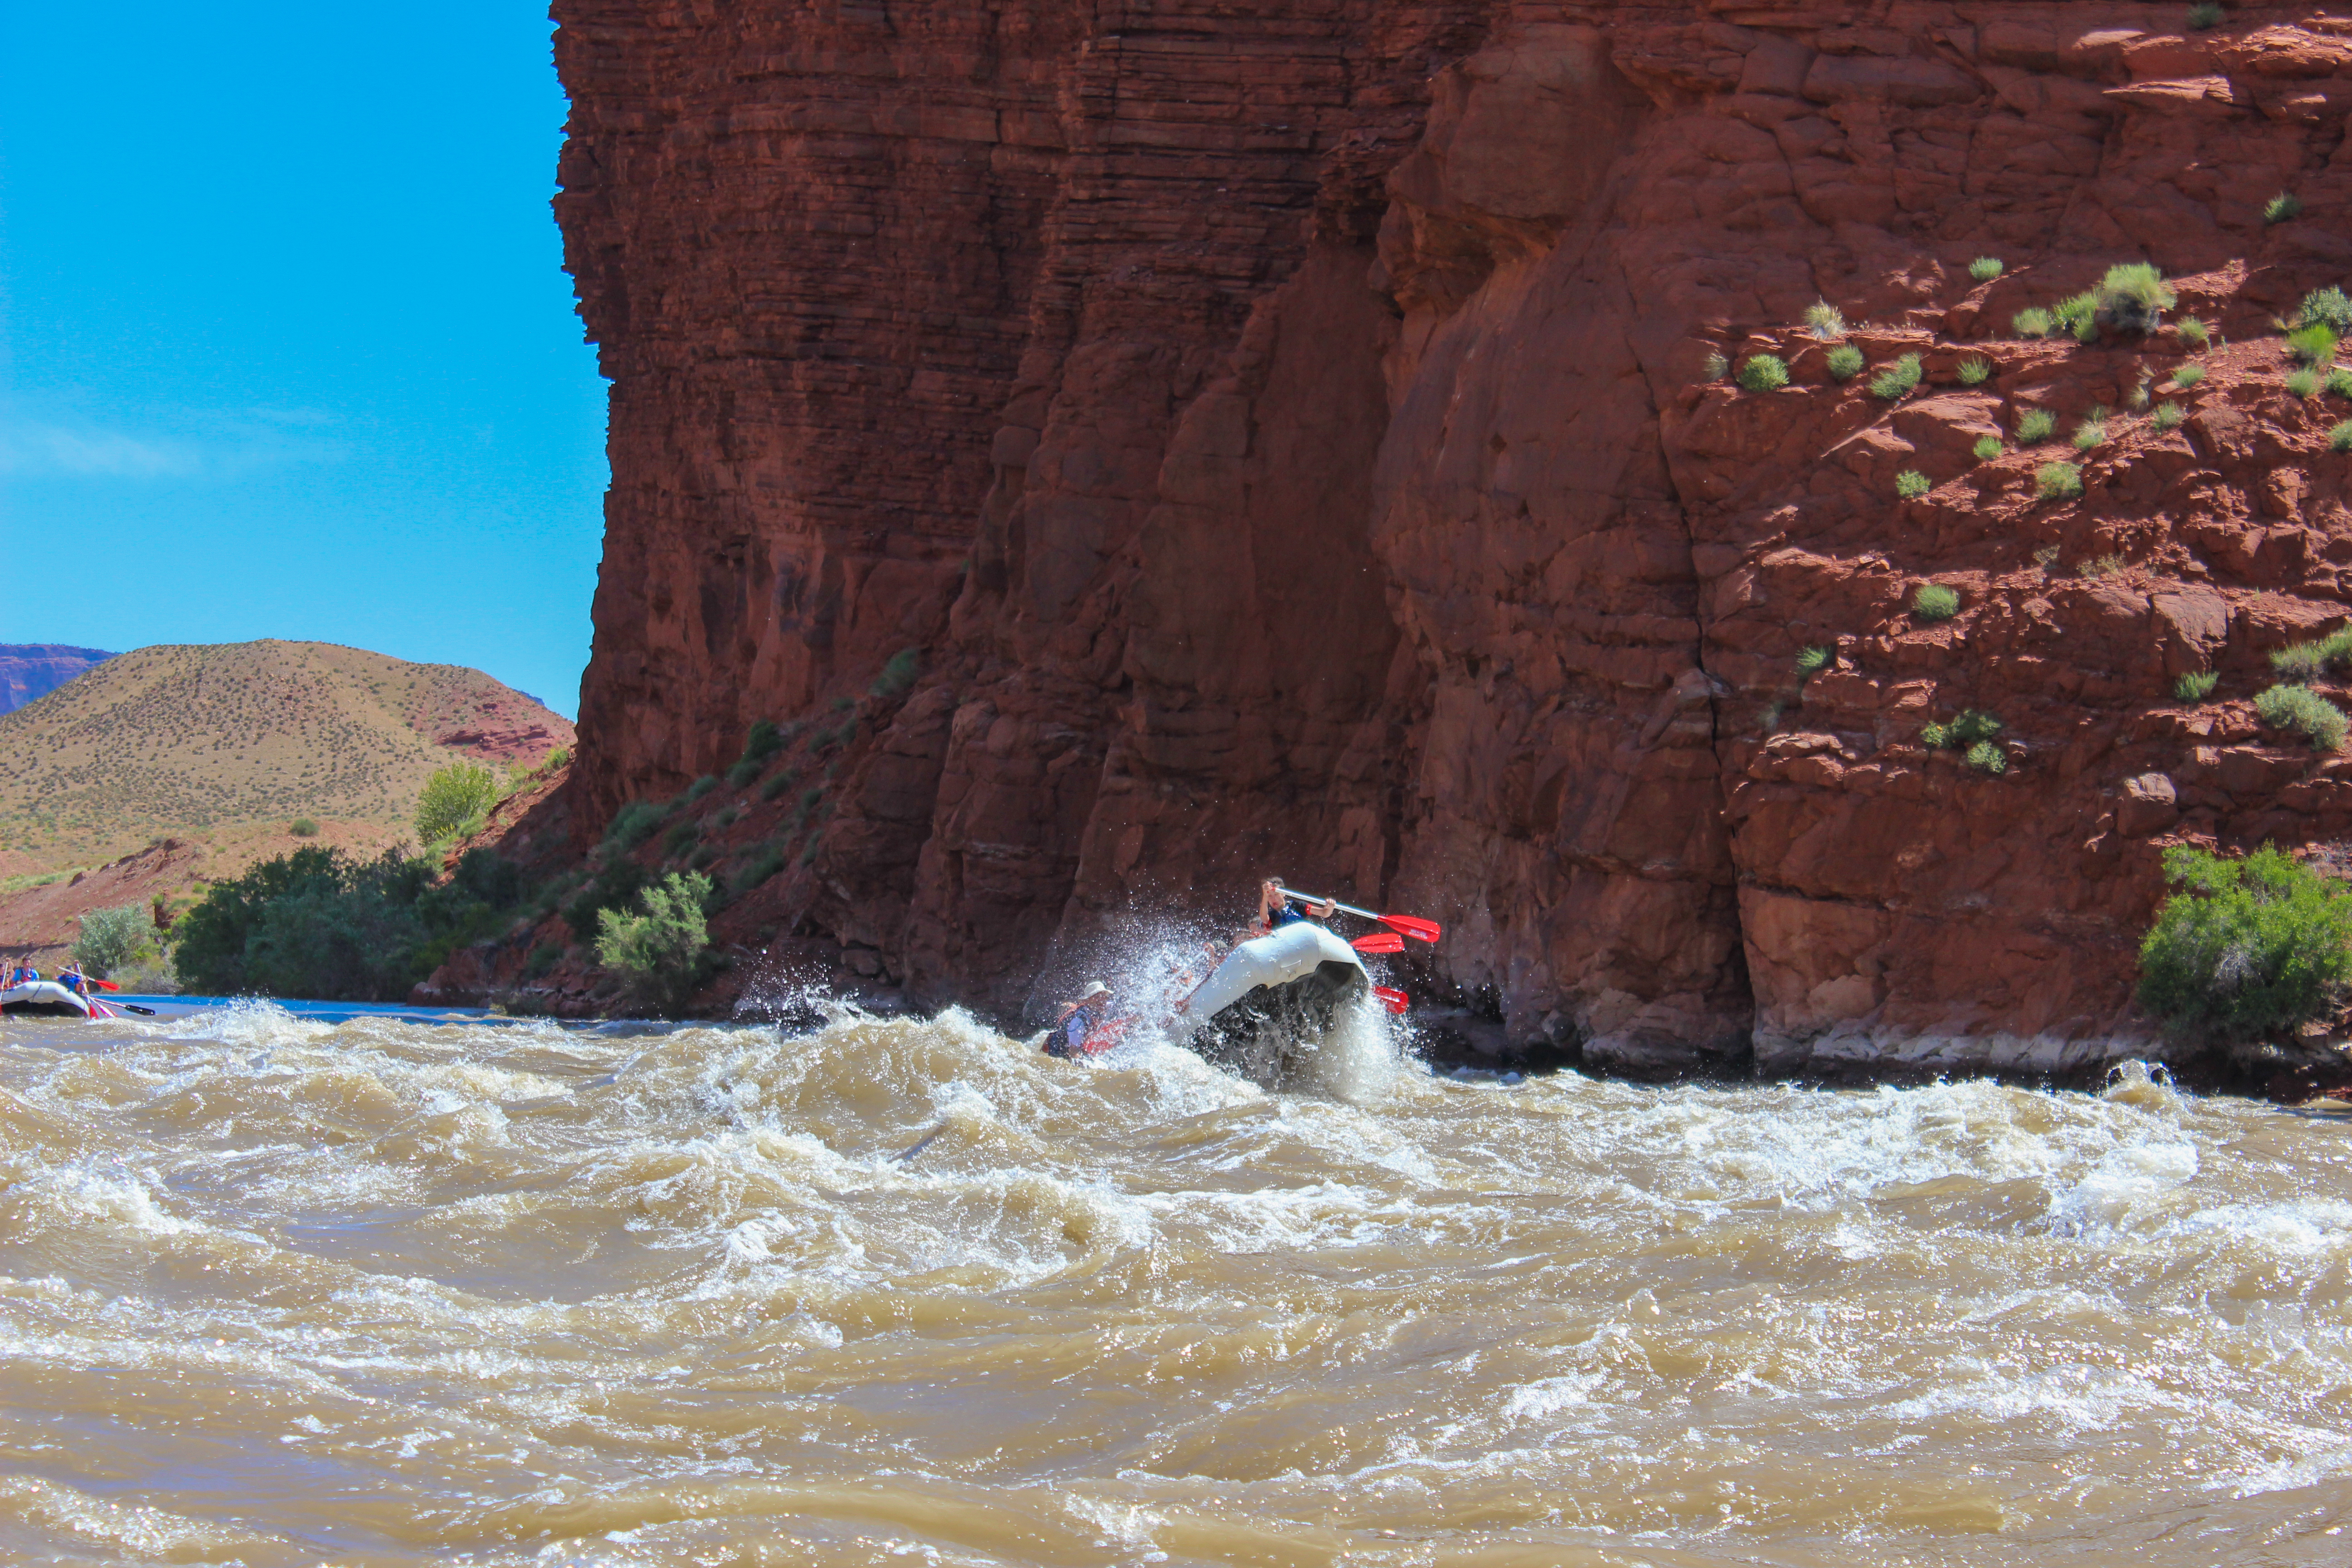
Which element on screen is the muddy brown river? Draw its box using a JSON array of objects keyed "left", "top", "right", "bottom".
[{"left": 4, "top": 1000, "right": 2351, "bottom": 1565}]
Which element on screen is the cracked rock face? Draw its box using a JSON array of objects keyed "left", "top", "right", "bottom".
[{"left": 549, "top": 1, "right": 2352, "bottom": 1072}]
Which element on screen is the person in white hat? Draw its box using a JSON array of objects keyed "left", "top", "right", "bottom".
[{"left": 1045, "top": 980, "right": 1114, "bottom": 1059}]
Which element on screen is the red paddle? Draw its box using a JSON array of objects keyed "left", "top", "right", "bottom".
[
  {"left": 1372, "top": 986, "right": 1410, "bottom": 1015},
  {"left": 1351, "top": 932, "right": 1406, "bottom": 955},
  {"left": 1278, "top": 888, "right": 1442, "bottom": 944}
]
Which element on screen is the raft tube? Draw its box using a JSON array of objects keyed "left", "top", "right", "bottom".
[
  {"left": 2, "top": 980, "right": 94, "bottom": 1019},
  {"left": 1182, "top": 921, "right": 1370, "bottom": 1072}
]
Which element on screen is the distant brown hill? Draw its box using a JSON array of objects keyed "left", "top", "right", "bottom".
[
  {"left": 0, "top": 645, "right": 116, "bottom": 714},
  {"left": 0, "top": 640, "right": 573, "bottom": 875}
]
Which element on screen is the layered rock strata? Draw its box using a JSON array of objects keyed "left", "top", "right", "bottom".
[{"left": 539, "top": 0, "right": 2352, "bottom": 1074}]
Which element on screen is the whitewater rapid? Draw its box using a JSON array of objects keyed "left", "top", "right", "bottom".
[{"left": 3, "top": 1001, "right": 2351, "bottom": 1564}]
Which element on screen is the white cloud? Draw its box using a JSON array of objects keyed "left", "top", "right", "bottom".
[{"left": 0, "top": 403, "right": 348, "bottom": 480}]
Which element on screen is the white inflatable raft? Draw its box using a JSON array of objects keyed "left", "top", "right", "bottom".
[
  {"left": 1181, "top": 921, "right": 1370, "bottom": 1075},
  {"left": 1, "top": 980, "right": 95, "bottom": 1018}
]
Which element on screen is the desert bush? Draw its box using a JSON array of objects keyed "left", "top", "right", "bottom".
[
  {"left": 2288, "top": 323, "right": 2339, "bottom": 367},
  {"left": 1964, "top": 740, "right": 2009, "bottom": 774},
  {"left": 603, "top": 799, "right": 668, "bottom": 853},
  {"left": 541, "top": 745, "right": 572, "bottom": 774},
  {"left": 1896, "top": 469, "right": 1932, "bottom": 499},
  {"left": 2073, "top": 314, "right": 2101, "bottom": 344},
  {"left": 1796, "top": 645, "right": 1833, "bottom": 676},
  {"left": 2289, "top": 368, "right": 2322, "bottom": 399},
  {"left": 1956, "top": 355, "right": 1993, "bottom": 386},
  {"left": 799, "top": 838, "right": 821, "bottom": 867},
  {"left": 415, "top": 761, "right": 499, "bottom": 845},
  {"left": 1739, "top": 354, "right": 1791, "bottom": 392},
  {"left": 2266, "top": 192, "right": 2303, "bottom": 225},
  {"left": 523, "top": 942, "right": 562, "bottom": 980},
  {"left": 662, "top": 818, "right": 700, "bottom": 857},
  {"left": 759, "top": 768, "right": 799, "bottom": 802},
  {"left": 2178, "top": 318, "right": 2210, "bottom": 350},
  {"left": 2014, "top": 308, "right": 2054, "bottom": 338},
  {"left": 1973, "top": 433, "right": 2003, "bottom": 461},
  {"left": 595, "top": 871, "right": 714, "bottom": 1015},
  {"left": 2176, "top": 670, "right": 2220, "bottom": 702},
  {"left": 74, "top": 903, "right": 152, "bottom": 980},
  {"left": 2018, "top": 408, "right": 2056, "bottom": 442},
  {"left": 2174, "top": 363, "right": 2206, "bottom": 388},
  {"left": 2036, "top": 461, "right": 2084, "bottom": 500},
  {"left": 2138, "top": 843, "right": 2352, "bottom": 1042},
  {"left": 1970, "top": 257, "right": 2004, "bottom": 283},
  {"left": 2076, "top": 554, "right": 2125, "bottom": 578},
  {"left": 2073, "top": 409, "right": 2108, "bottom": 450},
  {"left": 2256, "top": 683, "right": 2349, "bottom": 750},
  {"left": 2154, "top": 402, "right": 2186, "bottom": 432},
  {"left": 2187, "top": 1, "right": 2224, "bottom": 28},
  {"left": 1825, "top": 344, "right": 1865, "bottom": 381},
  {"left": 2303, "top": 287, "right": 2352, "bottom": 336},
  {"left": 802, "top": 786, "right": 824, "bottom": 811},
  {"left": 2269, "top": 627, "right": 2352, "bottom": 683},
  {"left": 733, "top": 843, "right": 788, "bottom": 894},
  {"left": 1703, "top": 352, "right": 1728, "bottom": 382},
  {"left": 109, "top": 949, "right": 179, "bottom": 995},
  {"left": 2333, "top": 420, "right": 2352, "bottom": 453},
  {"left": 2053, "top": 291, "right": 2100, "bottom": 331},
  {"left": 712, "top": 804, "right": 739, "bottom": 829},
  {"left": 289, "top": 818, "right": 318, "bottom": 837},
  {"left": 684, "top": 774, "right": 720, "bottom": 804},
  {"left": 2127, "top": 381, "right": 2151, "bottom": 411},
  {"left": 2094, "top": 263, "right": 2175, "bottom": 333},
  {"left": 176, "top": 846, "right": 522, "bottom": 1001},
  {"left": 1871, "top": 353, "right": 1923, "bottom": 400},
  {"left": 1803, "top": 302, "right": 1847, "bottom": 341},
  {"left": 2328, "top": 369, "right": 2352, "bottom": 399},
  {"left": 1920, "top": 710, "right": 2002, "bottom": 750},
  {"left": 1912, "top": 583, "right": 1961, "bottom": 621},
  {"left": 563, "top": 857, "right": 651, "bottom": 944},
  {"left": 870, "top": 647, "right": 922, "bottom": 698}
]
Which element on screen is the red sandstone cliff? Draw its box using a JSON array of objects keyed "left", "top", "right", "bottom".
[{"left": 532, "top": 0, "right": 2352, "bottom": 1073}]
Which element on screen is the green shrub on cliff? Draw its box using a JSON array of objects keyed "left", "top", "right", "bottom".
[
  {"left": 2176, "top": 671, "right": 2220, "bottom": 703},
  {"left": 2095, "top": 264, "right": 2175, "bottom": 333},
  {"left": 1826, "top": 344, "right": 1865, "bottom": 381},
  {"left": 2154, "top": 402, "right": 2186, "bottom": 432},
  {"left": 871, "top": 647, "right": 922, "bottom": 698},
  {"left": 2177, "top": 317, "right": 2210, "bottom": 350},
  {"left": 1957, "top": 355, "right": 1993, "bottom": 386},
  {"left": 760, "top": 767, "right": 799, "bottom": 802},
  {"left": 603, "top": 799, "right": 669, "bottom": 853},
  {"left": 2302, "top": 287, "right": 2352, "bottom": 337},
  {"left": 1912, "top": 583, "right": 1962, "bottom": 621},
  {"left": 2015, "top": 308, "right": 2054, "bottom": 339},
  {"left": 2187, "top": 2, "right": 2224, "bottom": 29},
  {"left": 1919, "top": 709, "right": 2001, "bottom": 750},
  {"left": 2333, "top": 419, "right": 2352, "bottom": 453},
  {"left": 1738, "top": 354, "right": 1790, "bottom": 392},
  {"left": 594, "top": 871, "right": 713, "bottom": 1015},
  {"left": 2269, "top": 627, "right": 2352, "bottom": 684},
  {"left": 2266, "top": 192, "right": 2303, "bottom": 226},
  {"left": 2036, "top": 461, "right": 2083, "bottom": 500},
  {"left": 1963, "top": 739, "right": 2008, "bottom": 774},
  {"left": 2256, "top": 683, "right": 2349, "bottom": 751},
  {"left": 1896, "top": 469, "right": 1932, "bottom": 500},
  {"left": 2018, "top": 408, "right": 2056, "bottom": 442},
  {"left": 415, "top": 761, "right": 499, "bottom": 846},
  {"left": 1803, "top": 302, "right": 1847, "bottom": 341},
  {"left": 1973, "top": 434, "right": 2004, "bottom": 461},
  {"left": 1795, "top": 645, "right": 1833, "bottom": 677},
  {"left": 1970, "top": 256, "right": 2004, "bottom": 283},
  {"left": 1870, "top": 353, "right": 1923, "bottom": 400},
  {"left": 2138, "top": 844, "right": 2352, "bottom": 1042}
]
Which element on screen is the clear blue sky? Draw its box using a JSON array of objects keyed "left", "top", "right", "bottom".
[{"left": 0, "top": 4, "right": 606, "bottom": 716}]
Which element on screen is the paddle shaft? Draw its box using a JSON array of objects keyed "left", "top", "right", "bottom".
[{"left": 1276, "top": 888, "right": 1381, "bottom": 922}]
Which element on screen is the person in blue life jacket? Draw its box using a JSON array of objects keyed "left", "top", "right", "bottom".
[
  {"left": 5, "top": 964, "right": 39, "bottom": 988},
  {"left": 1044, "top": 980, "right": 1114, "bottom": 1059},
  {"left": 56, "top": 967, "right": 88, "bottom": 997},
  {"left": 1250, "top": 878, "right": 1334, "bottom": 938}
]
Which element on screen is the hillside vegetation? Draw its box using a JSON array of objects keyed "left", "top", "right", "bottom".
[{"left": 0, "top": 640, "right": 572, "bottom": 873}]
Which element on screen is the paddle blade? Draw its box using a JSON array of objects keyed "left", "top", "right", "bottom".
[
  {"left": 1351, "top": 932, "right": 1406, "bottom": 954},
  {"left": 1379, "top": 914, "right": 1442, "bottom": 943},
  {"left": 1372, "top": 985, "right": 1410, "bottom": 1015}
]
